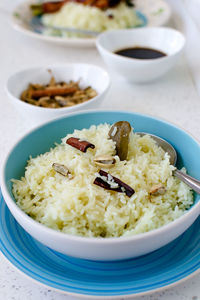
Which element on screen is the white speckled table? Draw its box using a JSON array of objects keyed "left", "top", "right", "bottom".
[{"left": 0, "top": 0, "right": 199, "bottom": 299}]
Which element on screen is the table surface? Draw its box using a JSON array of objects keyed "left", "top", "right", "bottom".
[{"left": 0, "top": 0, "right": 200, "bottom": 299}]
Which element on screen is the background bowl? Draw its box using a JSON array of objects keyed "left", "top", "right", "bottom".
[
  {"left": 6, "top": 64, "right": 110, "bottom": 124},
  {"left": 1, "top": 110, "right": 200, "bottom": 261},
  {"left": 96, "top": 27, "right": 185, "bottom": 83}
]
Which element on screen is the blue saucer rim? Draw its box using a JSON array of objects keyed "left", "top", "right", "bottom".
[
  {"left": 1, "top": 110, "right": 200, "bottom": 298},
  {"left": 0, "top": 189, "right": 200, "bottom": 298},
  {"left": 1, "top": 250, "right": 200, "bottom": 299}
]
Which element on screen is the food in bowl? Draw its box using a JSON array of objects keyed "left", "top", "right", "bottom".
[
  {"left": 30, "top": 0, "right": 142, "bottom": 37},
  {"left": 6, "top": 64, "right": 110, "bottom": 125},
  {"left": 12, "top": 121, "right": 193, "bottom": 238},
  {"left": 20, "top": 75, "right": 97, "bottom": 108}
]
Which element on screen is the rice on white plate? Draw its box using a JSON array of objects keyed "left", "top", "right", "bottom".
[
  {"left": 42, "top": 2, "right": 142, "bottom": 37},
  {"left": 12, "top": 123, "right": 193, "bottom": 238}
]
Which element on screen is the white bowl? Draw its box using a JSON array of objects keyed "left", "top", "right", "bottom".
[
  {"left": 96, "top": 27, "right": 185, "bottom": 83},
  {"left": 1, "top": 110, "right": 200, "bottom": 261},
  {"left": 6, "top": 64, "right": 110, "bottom": 124}
]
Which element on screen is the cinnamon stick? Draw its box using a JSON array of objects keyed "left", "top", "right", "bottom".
[
  {"left": 93, "top": 170, "right": 135, "bottom": 197},
  {"left": 29, "top": 87, "right": 77, "bottom": 99},
  {"left": 66, "top": 137, "right": 95, "bottom": 152}
]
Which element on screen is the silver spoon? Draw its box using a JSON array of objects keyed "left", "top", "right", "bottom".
[{"left": 137, "top": 132, "right": 200, "bottom": 194}]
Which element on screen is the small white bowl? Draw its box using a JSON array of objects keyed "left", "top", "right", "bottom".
[
  {"left": 96, "top": 27, "right": 185, "bottom": 83},
  {"left": 6, "top": 64, "right": 110, "bottom": 124}
]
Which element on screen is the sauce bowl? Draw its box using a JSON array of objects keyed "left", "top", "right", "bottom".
[{"left": 96, "top": 27, "right": 185, "bottom": 83}]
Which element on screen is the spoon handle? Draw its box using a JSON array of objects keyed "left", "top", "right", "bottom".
[{"left": 174, "top": 169, "right": 200, "bottom": 194}]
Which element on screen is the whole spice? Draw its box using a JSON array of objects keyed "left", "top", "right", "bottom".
[
  {"left": 20, "top": 76, "right": 97, "bottom": 109},
  {"left": 93, "top": 169, "right": 135, "bottom": 197},
  {"left": 149, "top": 184, "right": 166, "bottom": 195},
  {"left": 52, "top": 163, "right": 72, "bottom": 178},
  {"left": 66, "top": 137, "right": 95, "bottom": 152},
  {"left": 108, "top": 121, "right": 131, "bottom": 161},
  {"left": 94, "top": 155, "right": 116, "bottom": 168},
  {"left": 29, "top": 86, "right": 77, "bottom": 99}
]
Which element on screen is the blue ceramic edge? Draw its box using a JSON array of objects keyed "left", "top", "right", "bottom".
[{"left": 135, "top": 10, "right": 148, "bottom": 27}]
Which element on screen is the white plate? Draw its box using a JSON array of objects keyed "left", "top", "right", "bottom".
[{"left": 12, "top": 0, "right": 171, "bottom": 47}]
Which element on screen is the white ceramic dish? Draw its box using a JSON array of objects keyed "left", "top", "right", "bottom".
[
  {"left": 12, "top": 0, "right": 171, "bottom": 47},
  {"left": 96, "top": 27, "right": 185, "bottom": 83},
  {"left": 6, "top": 64, "right": 110, "bottom": 124},
  {"left": 1, "top": 110, "right": 200, "bottom": 261},
  {"left": 134, "top": 0, "right": 171, "bottom": 27}
]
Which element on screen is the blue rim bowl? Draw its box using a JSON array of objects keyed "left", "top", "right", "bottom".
[{"left": 1, "top": 110, "right": 200, "bottom": 261}]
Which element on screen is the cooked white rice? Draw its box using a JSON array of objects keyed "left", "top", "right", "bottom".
[
  {"left": 12, "top": 124, "right": 193, "bottom": 238},
  {"left": 42, "top": 2, "right": 142, "bottom": 37}
]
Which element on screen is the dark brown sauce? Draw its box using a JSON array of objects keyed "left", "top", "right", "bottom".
[{"left": 114, "top": 47, "right": 167, "bottom": 60}]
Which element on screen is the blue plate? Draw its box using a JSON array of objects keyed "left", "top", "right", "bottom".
[
  {"left": 136, "top": 10, "right": 148, "bottom": 27},
  {"left": 0, "top": 190, "right": 199, "bottom": 297}
]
